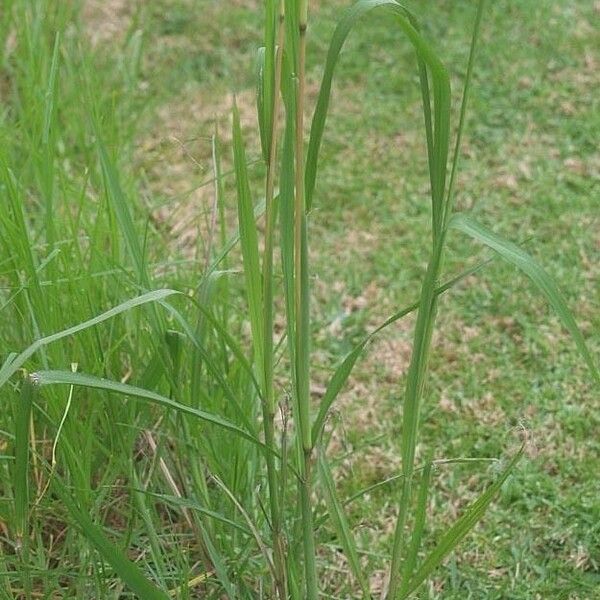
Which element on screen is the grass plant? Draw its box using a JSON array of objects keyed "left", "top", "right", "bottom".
[{"left": 1, "top": 0, "right": 598, "bottom": 598}]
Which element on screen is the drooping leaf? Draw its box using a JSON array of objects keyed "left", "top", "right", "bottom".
[
  {"left": 305, "top": 0, "right": 450, "bottom": 226},
  {"left": 0, "top": 289, "right": 179, "bottom": 389},
  {"left": 449, "top": 213, "right": 599, "bottom": 384},
  {"left": 33, "top": 370, "right": 267, "bottom": 450}
]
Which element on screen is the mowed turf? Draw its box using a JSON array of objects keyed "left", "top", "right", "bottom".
[{"left": 0, "top": 0, "right": 598, "bottom": 598}]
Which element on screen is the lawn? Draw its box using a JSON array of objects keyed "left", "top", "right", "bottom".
[{"left": 0, "top": 0, "right": 598, "bottom": 598}]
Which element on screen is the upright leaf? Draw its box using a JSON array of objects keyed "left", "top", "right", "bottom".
[
  {"left": 256, "top": 46, "right": 269, "bottom": 161},
  {"left": 398, "top": 463, "right": 432, "bottom": 597},
  {"left": 232, "top": 100, "right": 265, "bottom": 373},
  {"left": 96, "top": 134, "right": 148, "bottom": 286},
  {"left": 14, "top": 375, "right": 36, "bottom": 599}
]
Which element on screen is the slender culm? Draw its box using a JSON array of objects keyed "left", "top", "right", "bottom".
[
  {"left": 261, "top": 0, "right": 288, "bottom": 596},
  {"left": 293, "top": 1, "right": 319, "bottom": 597}
]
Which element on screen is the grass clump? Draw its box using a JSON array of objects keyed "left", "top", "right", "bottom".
[{"left": 1, "top": 0, "right": 597, "bottom": 598}]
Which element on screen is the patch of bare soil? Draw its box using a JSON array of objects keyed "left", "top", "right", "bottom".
[
  {"left": 138, "top": 86, "right": 258, "bottom": 257},
  {"left": 82, "top": 0, "right": 134, "bottom": 46}
]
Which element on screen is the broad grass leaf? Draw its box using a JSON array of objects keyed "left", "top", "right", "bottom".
[
  {"left": 0, "top": 289, "right": 179, "bottom": 389},
  {"left": 449, "top": 213, "right": 599, "bottom": 384},
  {"left": 33, "top": 371, "right": 267, "bottom": 450}
]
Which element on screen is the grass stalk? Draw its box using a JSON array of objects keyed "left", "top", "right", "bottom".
[
  {"left": 388, "top": 4, "right": 485, "bottom": 596},
  {"left": 387, "top": 244, "right": 443, "bottom": 599},
  {"left": 15, "top": 375, "right": 36, "bottom": 600},
  {"left": 261, "top": 1, "right": 288, "bottom": 596},
  {"left": 293, "top": 3, "right": 319, "bottom": 597}
]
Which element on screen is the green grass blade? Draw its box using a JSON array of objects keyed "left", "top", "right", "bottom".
[
  {"left": 318, "top": 450, "right": 371, "bottom": 599},
  {"left": 197, "top": 521, "right": 236, "bottom": 597},
  {"left": 284, "top": 0, "right": 299, "bottom": 74},
  {"left": 449, "top": 213, "right": 600, "bottom": 384},
  {"left": 14, "top": 380, "right": 34, "bottom": 529},
  {"left": 311, "top": 260, "right": 491, "bottom": 443},
  {"left": 52, "top": 482, "right": 170, "bottom": 600},
  {"left": 14, "top": 376, "right": 36, "bottom": 600},
  {"left": 314, "top": 459, "right": 498, "bottom": 532},
  {"left": 443, "top": 0, "right": 486, "bottom": 226},
  {"left": 232, "top": 98, "right": 265, "bottom": 374},
  {"left": 42, "top": 33, "right": 60, "bottom": 146},
  {"left": 263, "top": 0, "right": 277, "bottom": 159},
  {"left": 191, "top": 299, "right": 262, "bottom": 395},
  {"left": 159, "top": 300, "right": 260, "bottom": 436},
  {"left": 256, "top": 46, "right": 269, "bottom": 161},
  {"left": 142, "top": 491, "right": 252, "bottom": 537},
  {"left": 279, "top": 58, "right": 297, "bottom": 373},
  {"left": 41, "top": 32, "right": 61, "bottom": 248},
  {"left": 399, "top": 447, "right": 524, "bottom": 598},
  {"left": 305, "top": 0, "right": 450, "bottom": 216},
  {"left": 296, "top": 213, "right": 311, "bottom": 451},
  {"left": 0, "top": 289, "right": 179, "bottom": 388},
  {"left": 96, "top": 134, "right": 148, "bottom": 286},
  {"left": 389, "top": 246, "right": 443, "bottom": 597},
  {"left": 205, "top": 198, "right": 266, "bottom": 281},
  {"left": 312, "top": 344, "right": 364, "bottom": 445},
  {"left": 33, "top": 370, "right": 268, "bottom": 450}
]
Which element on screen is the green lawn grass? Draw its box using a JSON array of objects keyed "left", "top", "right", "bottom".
[{"left": 0, "top": 0, "right": 598, "bottom": 598}]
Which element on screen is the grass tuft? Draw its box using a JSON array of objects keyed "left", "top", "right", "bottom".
[{"left": 1, "top": 0, "right": 597, "bottom": 597}]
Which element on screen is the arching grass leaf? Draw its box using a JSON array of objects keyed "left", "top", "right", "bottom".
[
  {"left": 33, "top": 370, "right": 268, "bottom": 450},
  {"left": 449, "top": 213, "right": 599, "bottom": 385},
  {"left": 0, "top": 289, "right": 179, "bottom": 389}
]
